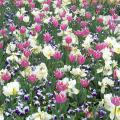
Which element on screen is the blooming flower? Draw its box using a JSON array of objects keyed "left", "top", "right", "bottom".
[{"left": 3, "top": 81, "right": 20, "bottom": 96}]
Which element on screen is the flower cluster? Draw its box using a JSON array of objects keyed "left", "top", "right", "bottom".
[{"left": 0, "top": 0, "right": 120, "bottom": 120}]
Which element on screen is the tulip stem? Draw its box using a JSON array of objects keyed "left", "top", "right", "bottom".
[{"left": 113, "top": 106, "right": 117, "bottom": 120}]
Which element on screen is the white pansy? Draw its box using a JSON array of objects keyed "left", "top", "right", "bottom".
[
  {"left": 102, "top": 48, "right": 112, "bottom": 60},
  {"left": 6, "top": 43, "right": 16, "bottom": 54},
  {"left": 42, "top": 45, "right": 55, "bottom": 59},
  {"left": 113, "top": 42, "right": 120, "bottom": 54},
  {"left": 82, "top": 34, "right": 93, "bottom": 49},
  {"left": 3, "top": 81, "right": 20, "bottom": 96},
  {"left": 104, "top": 37, "right": 117, "bottom": 47},
  {"left": 21, "top": 66, "right": 32, "bottom": 77},
  {"left": 62, "top": 77, "right": 79, "bottom": 96},
  {"left": 26, "top": 111, "right": 52, "bottom": 120},
  {"left": 6, "top": 53, "right": 19, "bottom": 62},
  {"left": 60, "top": 65, "right": 71, "bottom": 72},
  {"left": 103, "top": 94, "right": 114, "bottom": 111},
  {"left": 35, "top": 63, "right": 48, "bottom": 80},
  {"left": 70, "top": 47, "right": 81, "bottom": 56},
  {"left": 98, "top": 77, "right": 114, "bottom": 93},
  {"left": 23, "top": 16, "right": 30, "bottom": 23},
  {"left": 79, "top": 8, "right": 86, "bottom": 16},
  {"left": 70, "top": 68, "right": 86, "bottom": 77}
]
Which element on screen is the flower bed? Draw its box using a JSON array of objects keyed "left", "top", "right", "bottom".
[{"left": 0, "top": 0, "right": 120, "bottom": 120}]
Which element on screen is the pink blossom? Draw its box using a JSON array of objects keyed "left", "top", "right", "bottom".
[
  {"left": 54, "top": 69, "right": 64, "bottom": 80},
  {"left": 65, "top": 35, "right": 72, "bottom": 44},
  {"left": 80, "top": 79, "right": 89, "bottom": 88},
  {"left": 30, "top": 2, "right": 35, "bottom": 8},
  {"left": 77, "top": 55, "right": 86, "bottom": 65},
  {"left": 55, "top": 92, "right": 67, "bottom": 103},
  {"left": 97, "top": 18, "right": 103, "bottom": 23},
  {"left": 0, "top": 29, "right": 7, "bottom": 37},
  {"left": 20, "top": 26, "right": 26, "bottom": 34},
  {"left": 16, "top": 43, "right": 24, "bottom": 51},
  {"left": 0, "top": 42, "right": 3, "bottom": 49},
  {"left": 18, "top": 15, "right": 23, "bottom": 21},
  {"left": 23, "top": 41, "right": 30, "bottom": 48},
  {"left": 1, "top": 71, "right": 11, "bottom": 81},
  {"left": 60, "top": 23, "right": 67, "bottom": 31},
  {"left": 85, "top": 12, "right": 92, "bottom": 19},
  {"left": 0, "top": 0, "right": 5, "bottom": 6},
  {"left": 43, "top": 32, "right": 52, "bottom": 43},
  {"left": 53, "top": 51, "right": 62, "bottom": 60},
  {"left": 113, "top": 69, "right": 118, "bottom": 80},
  {"left": 34, "top": 24, "right": 41, "bottom": 32},
  {"left": 67, "top": 15, "right": 73, "bottom": 22},
  {"left": 92, "top": 50, "right": 102, "bottom": 59},
  {"left": 111, "top": 97, "right": 120, "bottom": 106},
  {"left": 9, "top": 24, "right": 16, "bottom": 32},
  {"left": 69, "top": 54, "right": 76, "bottom": 63},
  {"left": 56, "top": 81, "right": 68, "bottom": 92},
  {"left": 28, "top": 74, "right": 37, "bottom": 83},
  {"left": 96, "top": 43, "right": 108, "bottom": 51},
  {"left": 23, "top": 49, "right": 31, "bottom": 57},
  {"left": 34, "top": 16, "right": 41, "bottom": 23},
  {"left": 20, "top": 59, "right": 30, "bottom": 68},
  {"left": 96, "top": 26, "right": 103, "bottom": 33},
  {"left": 52, "top": 18, "right": 59, "bottom": 27}
]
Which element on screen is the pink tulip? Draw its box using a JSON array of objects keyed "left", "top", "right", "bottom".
[
  {"left": 34, "top": 16, "right": 41, "bottom": 23},
  {"left": 67, "top": 15, "right": 73, "bottom": 22},
  {"left": 88, "top": 48, "right": 94, "bottom": 55},
  {"left": 18, "top": 15, "right": 23, "bottom": 21},
  {"left": 52, "top": 18, "right": 59, "bottom": 27},
  {"left": 43, "top": 32, "right": 52, "bottom": 43},
  {"left": 20, "top": 26, "right": 26, "bottom": 34},
  {"left": 23, "top": 49, "right": 31, "bottom": 57},
  {"left": 113, "top": 69, "right": 118, "bottom": 80},
  {"left": 65, "top": 35, "right": 72, "bottom": 44},
  {"left": 23, "top": 41, "right": 30, "bottom": 48},
  {"left": 9, "top": 24, "right": 16, "bottom": 32},
  {"left": 20, "top": 59, "right": 30, "bottom": 68},
  {"left": 16, "top": 43, "right": 24, "bottom": 51},
  {"left": 53, "top": 51, "right": 62, "bottom": 60},
  {"left": 56, "top": 81, "right": 68, "bottom": 92},
  {"left": 55, "top": 92, "right": 67, "bottom": 103},
  {"left": 60, "top": 23, "right": 67, "bottom": 31},
  {"left": 111, "top": 97, "right": 120, "bottom": 106},
  {"left": 0, "top": 29, "right": 7, "bottom": 37},
  {"left": 96, "top": 26, "right": 103, "bottom": 33},
  {"left": 69, "top": 54, "right": 76, "bottom": 63},
  {"left": 0, "top": 0, "right": 4, "bottom": 6},
  {"left": 77, "top": 55, "right": 86, "bottom": 65},
  {"left": 30, "top": 2, "right": 35, "bottom": 8},
  {"left": 96, "top": 43, "right": 108, "bottom": 51},
  {"left": 97, "top": 18, "right": 103, "bottom": 23},
  {"left": 85, "top": 12, "right": 92, "bottom": 19},
  {"left": 80, "top": 79, "right": 89, "bottom": 88},
  {"left": 59, "top": 10, "right": 66, "bottom": 18},
  {"left": 0, "top": 42, "right": 3, "bottom": 49},
  {"left": 34, "top": 24, "right": 41, "bottom": 32},
  {"left": 92, "top": 50, "right": 102, "bottom": 59},
  {"left": 28, "top": 74, "right": 37, "bottom": 83},
  {"left": 54, "top": 69, "right": 64, "bottom": 80},
  {"left": 2, "top": 71, "right": 11, "bottom": 81},
  {"left": 81, "top": 21, "right": 88, "bottom": 28},
  {"left": 15, "top": 0, "right": 23, "bottom": 7}
]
